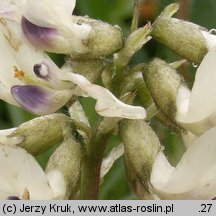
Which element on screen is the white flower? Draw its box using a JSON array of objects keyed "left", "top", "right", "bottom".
[
  {"left": 0, "top": 3, "right": 146, "bottom": 119},
  {"left": 176, "top": 47, "right": 216, "bottom": 135},
  {"left": 150, "top": 127, "right": 216, "bottom": 200},
  {"left": 13, "top": 0, "right": 123, "bottom": 58},
  {"left": 150, "top": 39, "right": 216, "bottom": 200},
  {"left": 0, "top": 14, "right": 73, "bottom": 115},
  {"left": 0, "top": 142, "right": 66, "bottom": 200},
  {"left": 16, "top": 0, "right": 91, "bottom": 54},
  {"left": 61, "top": 71, "right": 146, "bottom": 119}
]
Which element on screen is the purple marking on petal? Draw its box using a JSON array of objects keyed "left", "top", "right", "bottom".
[
  {"left": 33, "top": 63, "right": 49, "bottom": 80},
  {"left": 33, "top": 60, "right": 61, "bottom": 89},
  {"left": 11, "top": 85, "right": 52, "bottom": 115},
  {"left": 33, "top": 60, "right": 55, "bottom": 81},
  {"left": 21, "top": 16, "right": 56, "bottom": 49},
  {"left": 33, "top": 64, "right": 43, "bottom": 76}
]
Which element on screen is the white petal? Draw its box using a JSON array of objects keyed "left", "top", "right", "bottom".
[
  {"left": 100, "top": 144, "right": 124, "bottom": 179},
  {"left": 0, "top": 84, "right": 18, "bottom": 106},
  {"left": 46, "top": 170, "right": 66, "bottom": 200},
  {"left": 69, "top": 101, "right": 90, "bottom": 126},
  {"left": 0, "top": 128, "right": 21, "bottom": 146},
  {"left": 1, "top": 19, "right": 59, "bottom": 79},
  {"left": 19, "top": 1, "right": 91, "bottom": 54},
  {"left": 176, "top": 48, "right": 216, "bottom": 135},
  {"left": 151, "top": 127, "right": 216, "bottom": 199},
  {"left": 0, "top": 18, "right": 66, "bottom": 106},
  {"left": 175, "top": 85, "right": 190, "bottom": 121},
  {"left": 0, "top": 127, "right": 16, "bottom": 136},
  {"left": 201, "top": 30, "right": 216, "bottom": 49},
  {"left": 0, "top": 144, "right": 53, "bottom": 200},
  {"left": 0, "top": 19, "right": 23, "bottom": 105},
  {"left": 181, "top": 130, "right": 197, "bottom": 148},
  {"left": 0, "top": 0, "right": 16, "bottom": 20},
  {"left": 18, "top": 0, "right": 76, "bottom": 28},
  {"left": 61, "top": 72, "right": 146, "bottom": 119},
  {"left": 0, "top": 133, "right": 21, "bottom": 146}
]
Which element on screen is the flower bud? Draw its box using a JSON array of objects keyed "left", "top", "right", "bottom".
[
  {"left": 101, "top": 64, "right": 113, "bottom": 89},
  {"left": 114, "top": 24, "right": 152, "bottom": 69},
  {"left": 9, "top": 114, "right": 70, "bottom": 155},
  {"left": 134, "top": 76, "right": 154, "bottom": 108},
  {"left": 46, "top": 135, "right": 83, "bottom": 199},
  {"left": 143, "top": 58, "right": 185, "bottom": 120},
  {"left": 152, "top": 16, "right": 216, "bottom": 63},
  {"left": 132, "top": 74, "right": 183, "bottom": 132},
  {"left": 64, "top": 58, "right": 104, "bottom": 83},
  {"left": 125, "top": 158, "right": 156, "bottom": 200},
  {"left": 120, "top": 119, "right": 161, "bottom": 199},
  {"left": 18, "top": 0, "right": 123, "bottom": 58},
  {"left": 70, "top": 16, "right": 123, "bottom": 59}
]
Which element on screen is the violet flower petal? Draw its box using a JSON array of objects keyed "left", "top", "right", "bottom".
[
  {"left": 21, "top": 16, "right": 56, "bottom": 50},
  {"left": 11, "top": 85, "right": 72, "bottom": 115}
]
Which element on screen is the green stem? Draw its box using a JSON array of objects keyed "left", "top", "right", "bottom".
[
  {"left": 80, "top": 118, "right": 112, "bottom": 199},
  {"left": 111, "top": 68, "right": 124, "bottom": 97}
]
